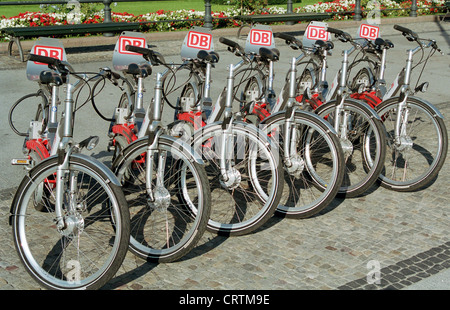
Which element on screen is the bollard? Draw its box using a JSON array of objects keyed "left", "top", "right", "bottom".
[
  {"left": 286, "top": 0, "right": 294, "bottom": 25},
  {"left": 354, "top": 0, "right": 362, "bottom": 21},
  {"left": 204, "top": 0, "right": 213, "bottom": 29},
  {"left": 410, "top": 0, "right": 418, "bottom": 17},
  {"left": 103, "top": 0, "right": 113, "bottom": 36}
]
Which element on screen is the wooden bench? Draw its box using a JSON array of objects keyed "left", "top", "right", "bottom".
[
  {"left": 234, "top": 12, "right": 332, "bottom": 37},
  {"left": 1, "top": 22, "right": 141, "bottom": 61}
]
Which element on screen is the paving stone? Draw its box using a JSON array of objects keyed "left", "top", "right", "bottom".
[{"left": 0, "top": 17, "right": 448, "bottom": 291}]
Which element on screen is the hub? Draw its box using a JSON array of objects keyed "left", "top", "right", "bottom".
[
  {"left": 150, "top": 185, "right": 171, "bottom": 211},
  {"left": 395, "top": 136, "right": 413, "bottom": 153},
  {"left": 284, "top": 155, "right": 305, "bottom": 179},
  {"left": 220, "top": 168, "right": 242, "bottom": 190},
  {"left": 340, "top": 138, "right": 354, "bottom": 158},
  {"left": 59, "top": 214, "right": 84, "bottom": 237}
]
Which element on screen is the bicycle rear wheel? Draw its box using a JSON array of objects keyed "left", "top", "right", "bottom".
[{"left": 10, "top": 155, "right": 130, "bottom": 290}]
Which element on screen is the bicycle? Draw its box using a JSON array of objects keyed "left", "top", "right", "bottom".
[
  {"left": 350, "top": 25, "right": 448, "bottom": 191},
  {"left": 166, "top": 33, "right": 285, "bottom": 234},
  {"left": 186, "top": 35, "right": 344, "bottom": 220},
  {"left": 110, "top": 44, "right": 212, "bottom": 262},
  {"left": 9, "top": 54, "right": 130, "bottom": 290},
  {"left": 264, "top": 24, "right": 387, "bottom": 198},
  {"left": 9, "top": 38, "right": 125, "bottom": 170}
]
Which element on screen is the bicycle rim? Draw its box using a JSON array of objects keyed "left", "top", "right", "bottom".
[
  {"left": 315, "top": 100, "right": 386, "bottom": 197},
  {"left": 262, "top": 112, "right": 344, "bottom": 217},
  {"left": 192, "top": 122, "right": 282, "bottom": 235},
  {"left": 11, "top": 157, "right": 129, "bottom": 290},
  {"left": 115, "top": 138, "right": 210, "bottom": 262},
  {"left": 376, "top": 97, "right": 448, "bottom": 190}
]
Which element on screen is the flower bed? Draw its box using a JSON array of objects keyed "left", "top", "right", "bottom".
[
  {"left": 295, "top": 0, "right": 446, "bottom": 20},
  {"left": 0, "top": 0, "right": 446, "bottom": 41}
]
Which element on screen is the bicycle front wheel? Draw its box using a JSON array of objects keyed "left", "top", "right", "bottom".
[
  {"left": 315, "top": 99, "right": 386, "bottom": 197},
  {"left": 261, "top": 111, "right": 345, "bottom": 218},
  {"left": 192, "top": 122, "right": 283, "bottom": 235},
  {"left": 375, "top": 96, "right": 448, "bottom": 191},
  {"left": 114, "top": 137, "right": 211, "bottom": 262},
  {"left": 10, "top": 155, "right": 130, "bottom": 290}
]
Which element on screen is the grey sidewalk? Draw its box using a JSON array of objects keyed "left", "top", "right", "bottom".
[{"left": 0, "top": 16, "right": 449, "bottom": 290}]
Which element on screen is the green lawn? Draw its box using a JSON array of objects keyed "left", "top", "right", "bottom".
[{"left": 0, "top": 0, "right": 318, "bottom": 18}]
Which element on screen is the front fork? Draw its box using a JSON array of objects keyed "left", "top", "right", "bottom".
[
  {"left": 54, "top": 137, "right": 75, "bottom": 231},
  {"left": 334, "top": 91, "right": 353, "bottom": 158},
  {"left": 145, "top": 128, "right": 166, "bottom": 203},
  {"left": 283, "top": 58, "right": 304, "bottom": 176},
  {"left": 394, "top": 90, "right": 412, "bottom": 153}
]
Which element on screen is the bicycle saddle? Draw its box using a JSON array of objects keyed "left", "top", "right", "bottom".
[
  {"left": 314, "top": 40, "right": 334, "bottom": 51},
  {"left": 374, "top": 37, "right": 394, "bottom": 49},
  {"left": 196, "top": 50, "right": 220, "bottom": 63},
  {"left": 39, "top": 70, "right": 64, "bottom": 85},
  {"left": 126, "top": 63, "right": 152, "bottom": 77},
  {"left": 259, "top": 47, "right": 280, "bottom": 62}
]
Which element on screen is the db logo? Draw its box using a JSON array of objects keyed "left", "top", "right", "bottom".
[
  {"left": 118, "top": 36, "right": 146, "bottom": 55},
  {"left": 306, "top": 26, "right": 329, "bottom": 41},
  {"left": 249, "top": 29, "right": 272, "bottom": 46},
  {"left": 187, "top": 31, "right": 212, "bottom": 50},
  {"left": 33, "top": 45, "right": 63, "bottom": 64},
  {"left": 359, "top": 24, "right": 380, "bottom": 40}
]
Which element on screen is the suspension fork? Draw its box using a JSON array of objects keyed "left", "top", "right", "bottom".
[
  {"left": 395, "top": 49, "right": 414, "bottom": 143},
  {"left": 145, "top": 71, "right": 167, "bottom": 201},
  {"left": 282, "top": 57, "right": 299, "bottom": 168},
  {"left": 53, "top": 77, "right": 83, "bottom": 230},
  {"left": 219, "top": 63, "right": 237, "bottom": 182},
  {"left": 333, "top": 49, "right": 351, "bottom": 140}
]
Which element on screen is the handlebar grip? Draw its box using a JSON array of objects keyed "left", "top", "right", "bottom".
[
  {"left": 219, "top": 37, "right": 241, "bottom": 49},
  {"left": 393, "top": 24, "right": 418, "bottom": 39},
  {"left": 28, "top": 53, "right": 60, "bottom": 65},
  {"left": 326, "top": 27, "right": 344, "bottom": 36},
  {"left": 274, "top": 32, "right": 303, "bottom": 48},
  {"left": 274, "top": 32, "right": 294, "bottom": 41},
  {"left": 125, "top": 45, "right": 150, "bottom": 56}
]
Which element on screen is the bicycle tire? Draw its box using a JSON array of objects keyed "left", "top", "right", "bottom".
[
  {"left": 375, "top": 96, "right": 448, "bottom": 191},
  {"left": 314, "top": 98, "right": 387, "bottom": 197},
  {"left": 10, "top": 155, "right": 130, "bottom": 290},
  {"left": 113, "top": 136, "right": 211, "bottom": 262},
  {"left": 191, "top": 121, "right": 283, "bottom": 235},
  {"left": 260, "top": 110, "right": 345, "bottom": 218}
]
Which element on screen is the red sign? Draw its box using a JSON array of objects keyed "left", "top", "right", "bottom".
[
  {"left": 118, "top": 36, "right": 146, "bottom": 55},
  {"left": 249, "top": 29, "right": 272, "bottom": 46},
  {"left": 187, "top": 31, "right": 212, "bottom": 50},
  {"left": 33, "top": 45, "right": 64, "bottom": 64},
  {"left": 359, "top": 24, "right": 380, "bottom": 40},
  {"left": 306, "top": 25, "right": 329, "bottom": 41}
]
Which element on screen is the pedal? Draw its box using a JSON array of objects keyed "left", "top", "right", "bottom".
[{"left": 11, "top": 158, "right": 31, "bottom": 166}]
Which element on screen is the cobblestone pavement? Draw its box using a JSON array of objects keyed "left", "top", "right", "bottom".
[{"left": 0, "top": 17, "right": 449, "bottom": 291}]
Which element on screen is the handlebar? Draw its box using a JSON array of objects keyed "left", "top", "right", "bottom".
[
  {"left": 274, "top": 32, "right": 302, "bottom": 49},
  {"left": 28, "top": 53, "right": 74, "bottom": 74},
  {"left": 125, "top": 45, "right": 166, "bottom": 66},
  {"left": 393, "top": 24, "right": 419, "bottom": 40},
  {"left": 327, "top": 27, "right": 353, "bottom": 42},
  {"left": 393, "top": 24, "right": 443, "bottom": 54},
  {"left": 219, "top": 37, "right": 242, "bottom": 50},
  {"left": 28, "top": 53, "right": 60, "bottom": 66}
]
